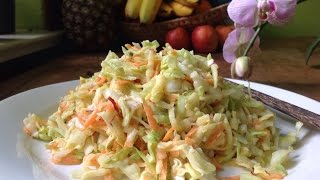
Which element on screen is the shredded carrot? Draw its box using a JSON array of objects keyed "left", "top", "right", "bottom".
[
  {"left": 77, "top": 114, "right": 86, "bottom": 126},
  {"left": 143, "top": 102, "right": 160, "bottom": 131},
  {"left": 185, "top": 137, "right": 195, "bottom": 146},
  {"left": 162, "top": 127, "right": 174, "bottom": 142},
  {"left": 51, "top": 155, "right": 81, "bottom": 165},
  {"left": 96, "top": 76, "right": 107, "bottom": 86},
  {"left": 157, "top": 149, "right": 167, "bottom": 160},
  {"left": 124, "top": 135, "right": 137, "bottom": 148},
  {"left": 165, "top": 94, "right": 178, "bottom": 103},
  {"left": 131, "top": 61, "right": 148, "bottom": 67},
  {"left": 205, "top": 123, "right": 224, "bottom": 147},
  {"left": 186, "top": 126, "right": 198, "bottom": 138},
  {"left": 97, "top": 101, "right": 108, "bottom": 112},
  {"left": 184, "top": 76, "right": 193, "bottom": 83},
  {"left": 262, "top": 173, "right": 285, "bottom": 180},
  {"left": 111, "top": 140, "right": 121, "bottom": 151},
  {"left": 211, "top": 157, "right": 223, "bottom": 171},
  {"left": 132, "top": 54, "right": 142, "bottom": 59},
  {"left": 59, "top": 101, "right": 68, "bottom": 112},
  {"left": 206, "top": 78, "right": 214, "bottom": 85},
  {"left": 129, "top": 119, "right": 139, "bottom": 129},
  {"left": 104, "top": 172, "right": 115, "bottom": 180},
  {"left": 117, "top": 79, "right": 131, "bottom": 86},
  {"left": 137, "top": 162, "right": 146, "bottom": 168},
  {"left": 160, "top": 157, "right": 168, "bottom": 180},
  {"left": 90, "top": 155, "right": 100, "bottom": 167},
  {"left": 83, "top": 111, "right": 98, "bottom": 128},
  {"left": 93, "top": 118, "right": 107, "bottom": 127},
  {"left": 135, "top": 137, "right": 147, "bottom": 151},
  {"left": 170, "top": 151, "right": 180, "bottom": 158},
  {"left": 134, "top": 79, "right": 141, "bottom": 84},
  {"left": 251, "top": 119, "right": 261, "bottom": 128},
  {"left": 23, "top": 127, "right": 32, "bottom": 136},
  {"left": 152, "top": 60, "right": 161, "bottom": 77},
  {"left": 125, "top": 44, "right": 140, "bottom": 51},
  {"left": 47, "top": 141, "right": 58, "bottom": 150},
  {"left": 101, "top": 149, "right": 108, "bottom": 154},
  {"left": 108, "top": 97, "right": 121, "bottom": 116},
  {"left": 218, "top": 176, "right": 240, "bottom": 180}
]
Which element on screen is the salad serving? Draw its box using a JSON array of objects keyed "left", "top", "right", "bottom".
[{"left": 23, "top": 41, "right": 302, "bottom": 180}]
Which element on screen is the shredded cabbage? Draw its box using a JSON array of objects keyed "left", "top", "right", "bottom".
[{"left": 23, "top": 41, "right": 302, "bottom": 180}]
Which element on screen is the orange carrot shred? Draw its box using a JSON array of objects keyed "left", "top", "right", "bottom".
[
  {"left": 206, "top": 123, "right": 224, "bottom": 146},
  {"left": 186, "top": 126, "right": 198, "bottom": 138},
  {"left": 108, "top": 97, "right": 121, "bottom": 116},
  {"left": 211, "top": 157, "right": 223, "bottom": 171},
  {"left": 90, "top": 155, "right": 100, "bottom": 167},
  {"left": 96, "top": 76, "right": 107, "bottom": 86},
  {"left": 218, "top": 176, "right": 240, "bottom": 180},
  {"left": 262, "top": 173, "right": 285, "bottom": 180},
  {"left": 160, "top": 157, "right": 168, "bottom": 180},
  {"left": 83, "top": 111, "right": 98, "bottom": 128},
  {"left": 104, "top": 173, "right": 115, "bottom": 180},
  {"left": 152, "top": 60, "right": 161, "bottom": 77},
  {"left": 162, "top": 127, "right": 174, "bottom": 142},
  {"left": 184, "top": 76, "right": 193, "bottom": 83},
  {"left": 170, "top": 151, "right": 180, "bottom": 158},
  {"left": 23, "top": 127, "right": 32, "bottom": 136},
  {"left": 143, "top": 102, "right": 160, "bottom": 131},
  {"left": 131, "top": 61, "right": 148, "bottom": 67},
  {"left": 51, "top": 155, "right": 81, "bottom": 165},
  {"left": 135, "top": 137, "right": 147, "bottom": 151},
  {"left": 117, "top": 79, "right": 131, "bottom": 86}
]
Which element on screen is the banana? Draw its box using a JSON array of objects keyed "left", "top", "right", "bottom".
[
  {"left": 158, "top": 2, "right": 173, "bottom": 17},
  {"left": 170, "top": 1, "right": 194, "bottom": 17},
  {"left": 125, "top": 0, "right": 143, "bottom": 19},
  {"left": 174, "top": 0, "right": 199, "bottom": 7},
  {"left": 139, "top": 0, "right": 163, "bottom": 24}
]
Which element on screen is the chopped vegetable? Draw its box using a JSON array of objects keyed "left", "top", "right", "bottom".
[{"left": 23, "top": 40, "right": 302, "bottom": 180}]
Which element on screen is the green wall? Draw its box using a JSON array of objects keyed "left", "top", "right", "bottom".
[
  {"left": 15, "top": 0, "right": 320, "bottom": 37},
  {"left": 261, "top": 0, "right": 320, "bottom": 37},
  {"left": 15, "top": 0, "right": 43, "bottom": 30}
]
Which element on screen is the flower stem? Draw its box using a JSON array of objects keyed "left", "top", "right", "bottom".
[
  {"left": 297, "top": 0, "right": 307, "bottom": 4},
  {"left": 243, "top": 23, "right": 267, "bottom": 57}
]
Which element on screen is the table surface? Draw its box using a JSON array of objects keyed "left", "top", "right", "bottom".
[{"left": 0, "top": 38, "right": 319, "bottom": 101}]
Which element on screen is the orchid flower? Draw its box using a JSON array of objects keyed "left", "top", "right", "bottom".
[
  {"left": 222, "top": 0, "right": 300, "bottom": 78},
  {"left": 223, "top": 27, "right": 260, "bottom": 63},
  {"left": 228, "top": 0, "right": 297, "bottom": 27}
]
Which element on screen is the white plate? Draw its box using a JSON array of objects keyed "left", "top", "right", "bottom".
[{"left": 0, "top": 80, "right": 319, "bottom": 180}]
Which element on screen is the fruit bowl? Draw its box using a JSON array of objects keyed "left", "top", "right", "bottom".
[{"left": 119, "top": 3, "right": 229, "bottom": 44}]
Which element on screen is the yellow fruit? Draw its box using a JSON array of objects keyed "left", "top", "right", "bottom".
[
  {"left": 125, "top": 0, "right": 143, "bottom": 19},
  {"left": 170, "top": 1, "right": 194, "bottom": 17},
  {"left": 175, "top": 0, "right": 199, "bottom": 7},
  {"left": 139, "top": 0, "right": 163, "bottom": 24},
  {"left": 158, "top": 2, "right": 173, "bottom": 17}
]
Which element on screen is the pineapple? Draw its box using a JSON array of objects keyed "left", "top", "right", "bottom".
[{"left": 62, "top": 0, "right": 120, "bottom": 50}]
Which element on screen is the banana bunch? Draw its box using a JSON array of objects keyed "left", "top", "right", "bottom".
[
  {"left": 125, "top": 0, "right": 163, "bottom": 24},
  {"left": 168, "top": 0, "right": 198, "bottom": 17},
  {"left": 125, "top": 0, "right": 199, "bottom": 23}
]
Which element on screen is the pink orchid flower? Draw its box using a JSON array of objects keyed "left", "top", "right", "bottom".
[
  {"left": 228, "top": 0, "right": 297, "bottom": 27},
  {"left": 223, "top": 27, "right": 260, "bottom": 63}
]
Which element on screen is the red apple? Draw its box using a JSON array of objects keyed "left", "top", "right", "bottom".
[
  {"left": 165, "top": 27, "right": 191, "bottom": 50},
  {"left": 191, "top": 25, "right": 218, "bottom": 53}
]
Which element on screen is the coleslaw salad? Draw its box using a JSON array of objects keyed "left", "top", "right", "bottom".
[{"left": 23, "top": 41, "right": 302, "bottom": 180}]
